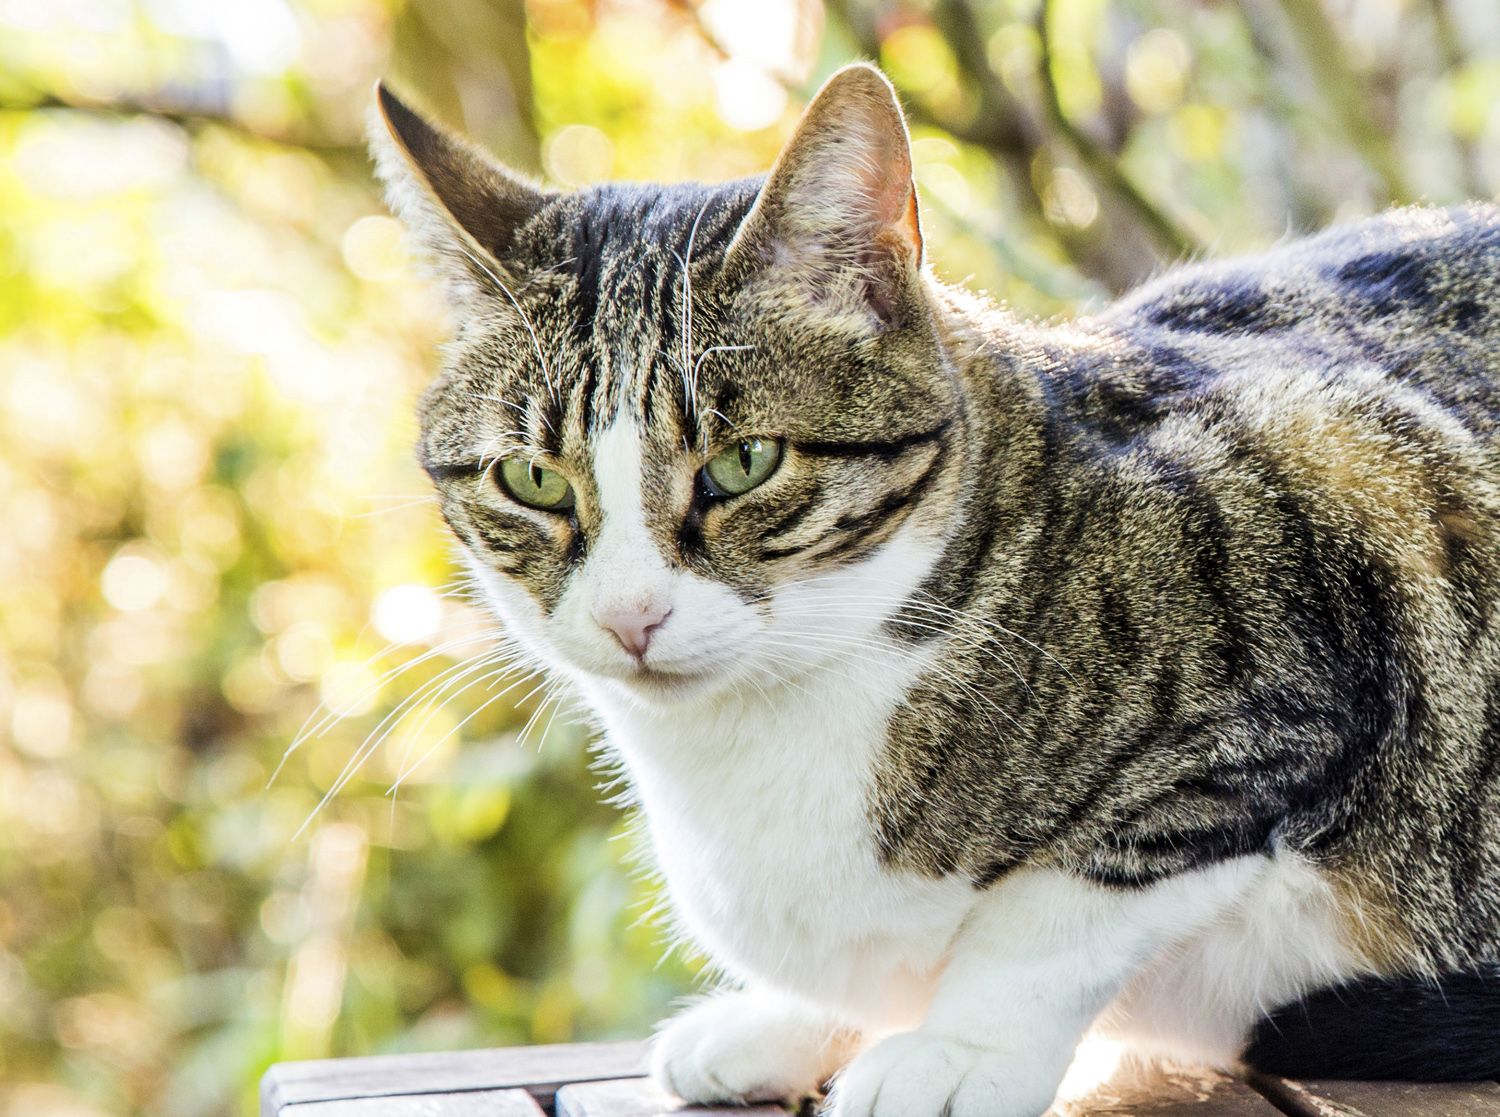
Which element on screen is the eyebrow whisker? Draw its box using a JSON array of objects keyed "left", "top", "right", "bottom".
[
  {"left": 676, "top": 198, "right": 712, "bottom": 431},
  {"left": 456, "top": 244, "right": 560, "bottom": 409}
]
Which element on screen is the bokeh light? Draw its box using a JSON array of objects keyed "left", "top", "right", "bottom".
[{"left": 3, "top": 1, "right": 1499, "bottom": 1114}]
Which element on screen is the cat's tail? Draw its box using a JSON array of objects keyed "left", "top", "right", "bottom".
[{"left": 1242, "top": 967, "right": 1500, "bottom": 1080}]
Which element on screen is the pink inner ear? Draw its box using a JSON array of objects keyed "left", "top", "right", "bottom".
[
  {"left": 728, "top": 65, "right": 925, "bottom": 323},
  {"left": 889, "top": 180, "right": 923, "bottom": 265},
  {"left": 797, "top": 103, "right": 923, "bottom": 273}
]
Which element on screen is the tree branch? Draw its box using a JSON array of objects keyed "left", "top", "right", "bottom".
[
  {"left": 1, "top": 89, "right": 366, "bottom": 156},
  {"left": 1034, "top": 0, "right": 1199, "bottom": 261},
  {"left": 1422, "top": 0, "right": 1484, "bottom": 196},
  {"left": 1271, "top": 0, "right": 1413, "bottom": 204},
  {"left": 819, "top": 0, "right": 1069, "bottom": 248}
]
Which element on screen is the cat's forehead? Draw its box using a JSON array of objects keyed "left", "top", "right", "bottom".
[
  {"left": 522, "top": 179, "right": 760, "bottom": 313},
  {"left": 446, "top": 179, "right": 809, "bottom": 435},
  {"left": 426, "top": 175, "right": 942, "bottom": 465}
]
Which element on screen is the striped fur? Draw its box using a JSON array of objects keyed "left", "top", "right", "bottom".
[{"left": 376, "top": 64, "right": 1500, "bottom": 1111}]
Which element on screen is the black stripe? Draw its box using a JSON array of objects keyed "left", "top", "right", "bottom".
[
  {"left": 1098, "top": 583, "right": 1141, "bottom": 661},
  {"left": 798, "top": 422, "right": 951, "bottom": 461},
  {"left": 470, "top": 512, "right": 550, "bottom": 557},
  {"left": 714, "top": 381, "right": 741, "bottom": 416},
  {"left": 939, "top": 508, "right": 1004, "bottom": 612},
  {"left": 1080, "top": 862, "right": 1174, "bottom": 888},
  {"left": 1174, "top": 739, "right": 1320, "bottom": 801},
  {"left": 422, "top": 458, "right": 485, "bottom": 483},
  {"left": 539, "top": 392, "right": 564, "bottom": 455},
  {"left": 971, "top": 854, "right": 1023, "bottom": 888},
  {"left": 1025, "top": 659, "right": 1191, "bottom": 854},
  {"left": 565, "top": 203, "right": 607, "bottom": 333},
  {"left": 1261, "top": 466, "right": 1407, "bottom": 851},
  {"left": 578, "top": 354, "right": 598, "bottom": 436},
  {"left": 761, "top": 539, "right": 818, "bottom": 561},
  {"left": 678, "top": 496, "right": 708, "bottom": 561},
  {"left": 1096, "top": 824, "right": 1274, "bottom": 879},
  {"left": 564, "top": 517, "right": 587, "bottom": 565},
  {"left": 640, "top": 363, "right": 656, "bottom": 428},
  {"left": 817, "top": 445, "right": 948, "bottom": 558},
  {"left": 1150, "top": 454, "right": 1253, "bottom": 684},
  {"left": 759, "top": 491, "right": 822, "bottom": 541}
]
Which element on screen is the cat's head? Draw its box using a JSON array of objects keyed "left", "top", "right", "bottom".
[{"left": 373, "top": 64, "right": 964, "bottom": 709}]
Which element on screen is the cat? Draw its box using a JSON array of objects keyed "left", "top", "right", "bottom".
[{"left": 372, "top": 63, "right": 1500, "bottom": 1116}]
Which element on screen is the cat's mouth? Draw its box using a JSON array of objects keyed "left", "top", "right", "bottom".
[
  {"left": 635, "top": 664, "right": 706, "bottom": 686},
  {"left": 618, "top": 662, "right": 719, "bottom": 699}
]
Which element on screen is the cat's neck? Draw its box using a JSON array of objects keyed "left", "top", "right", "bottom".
[{"left": 913, "top": 279, "right": 1064, "bottom": 614}]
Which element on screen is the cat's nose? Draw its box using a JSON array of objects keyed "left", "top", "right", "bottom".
[{"left": 594, "top": 604, "right": 671, "bottom": 659}]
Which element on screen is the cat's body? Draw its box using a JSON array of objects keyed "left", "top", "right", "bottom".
[
  {"left": 883, "top": 209, "right": 1500, "bottom": 950},
  {"left": 374, "top": 64, "right": 1500, "bottom": 1116}
]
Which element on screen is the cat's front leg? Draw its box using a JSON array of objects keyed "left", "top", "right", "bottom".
[
  {"left": 826, "top": 859, "right": 1263, "bottom": 1117},
  {"left": 651, "top": 987, "right": 859, "bottom": 1106}
]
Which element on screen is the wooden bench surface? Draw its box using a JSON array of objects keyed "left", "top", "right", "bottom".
[{"left": 260, "top": 1040, "right": 1500, "bottom": 1116}]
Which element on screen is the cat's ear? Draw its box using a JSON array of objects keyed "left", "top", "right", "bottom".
[
  {"left": 370, "top": 82, "right": 550, "bottom": 305},
  {"left": 725, "top": 63, "right": 923, "bottom": 331}
]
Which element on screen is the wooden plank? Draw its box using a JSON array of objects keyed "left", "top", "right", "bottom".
[
  {"left": 554, "top": 1077, "right": 790, "bottom": 1117},
  {"left": 1252, "top": 1077, "right": 1500, "bottom": 1117},
  {"left": 280, "top": 1088, "right": 545, "bottom": 1116},
  {"left": 1057, "top": 1062, "right": 1283, "bottom": 1115},
  {"left": 555, "top": 1065, "right": 1285, "bottom": 1117},
  {"left": 260, "top": 1040, "right": 648, "bottom": 1116}
]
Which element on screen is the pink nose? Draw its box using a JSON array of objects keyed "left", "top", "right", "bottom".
[{"left": 594, "top": 604, "right": 670, "bottom": 659}]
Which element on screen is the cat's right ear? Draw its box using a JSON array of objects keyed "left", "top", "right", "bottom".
[
  {"left": 723, "top": 64, "right": 924, "bottom": 335},
  {"left": 370, "top": 82, "right": 550, "bottom": 306}
]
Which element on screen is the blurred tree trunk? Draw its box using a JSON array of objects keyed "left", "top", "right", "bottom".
[
  {"left": 826, "top": 0, "right": 1188, "bottom": 293},
  {"left": 1265, "top": 0, "right": 1412, "bottom": 205},
  {"left": 388, "top": 0, "right": 541, "bottom": 173}
]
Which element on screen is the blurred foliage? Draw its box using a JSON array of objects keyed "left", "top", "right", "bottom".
[{"left": 1, "top": 0, "right": 1499, "bottom": 1113}]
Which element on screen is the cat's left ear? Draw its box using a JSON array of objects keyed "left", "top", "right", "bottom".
[
  {"left": 725, "top": 63, "right": 924, "bottom": 332},
  {"left": 370, "top": 82, "right": 551, "bottom": 307}
]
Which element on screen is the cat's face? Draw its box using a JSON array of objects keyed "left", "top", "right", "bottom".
[{"left": 376, "top": 66, "right": 962, "bottom": 707}]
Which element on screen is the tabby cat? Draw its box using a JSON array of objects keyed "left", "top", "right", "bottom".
[{"left": 372, "top": 64, "right": 1500, "bottom": 1116}]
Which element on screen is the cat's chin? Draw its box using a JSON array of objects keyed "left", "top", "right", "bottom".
[{"left": 599, "top": 663, "right": 729, "bottom": 706}]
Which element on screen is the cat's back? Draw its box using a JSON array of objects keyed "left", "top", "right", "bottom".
[
  {"left": 1097, "top": 203, "right": 1500, "bottom": 446},
  {"left": 1112, "top": 202, "right": 1500, "bottom": 344}
]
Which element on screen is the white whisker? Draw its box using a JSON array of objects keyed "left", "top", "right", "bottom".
[
  {"left": 294, "top": 651, "right": 522, "bottom": 836},
  {"left": 383, "top": 664, "right": 547, "bottom": 796},
  {"left": 270, "top": 629, "right": 500, "bottom": 787},
  {"left": 676, "top": 198, "right": 713, "bottom": 429},
  {"left": 455, "top": 244, "right": 559, "bottom": 408}
]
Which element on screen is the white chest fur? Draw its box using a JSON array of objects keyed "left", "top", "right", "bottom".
[{"left": 588, "top": 645, "right": 976, "bottom": 1029}]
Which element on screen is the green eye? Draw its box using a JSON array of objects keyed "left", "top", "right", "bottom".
[
  {"left": 703, "top": 438, "right": 783, "bottom": 498},
  {"left": 497, "top": 458, "right": 575, "bottom": 511}
]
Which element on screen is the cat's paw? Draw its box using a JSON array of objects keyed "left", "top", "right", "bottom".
[
  {"left": 651, "top": 990, "right": 856, "bottom": 1106},
  {"left": 824, "top": 1031, "right": 1058, "bottom": 1117}
]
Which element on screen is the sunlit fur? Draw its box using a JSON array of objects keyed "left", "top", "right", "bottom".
[{"left": 375, "top": 63, "right": 1500, "bottom": 1116}]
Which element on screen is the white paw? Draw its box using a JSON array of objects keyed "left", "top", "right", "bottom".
[
  {"left": 825, "top": 1031, "right": 1059, "bottom": 1117},
  {"left": 651, "top": 990, "right": 856, "bottom": 1106}
]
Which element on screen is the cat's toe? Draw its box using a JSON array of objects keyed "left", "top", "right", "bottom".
[
  {"left": 825, "top": 1031, "right": 1054, "bottom": 1117},
  {"left": 651, "top": 991, "right": 853, "bottom": 1105}
]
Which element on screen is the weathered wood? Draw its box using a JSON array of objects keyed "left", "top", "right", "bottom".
[
  {"left": 279, "top": 1088, "right": 545, "bottom": 1116},
  {"left": 554, "top": 1065, "right": 1285, "bottom": 1117},
  {"left": 1252, "top": 1076, "right": 1500, "bottom": 1117},
  {"left": 554, "top": 1077, "right": 790, "bottom": 1116},
  {"left": 260, "top": 1040, "right": 648, "bottom": 1116},
  {"left": 1056, "top": 1063, "right": 1284, "bottom": 1116},
  {"left": 261, "top": 1039, "right": 1500, "bottom": 1115}
]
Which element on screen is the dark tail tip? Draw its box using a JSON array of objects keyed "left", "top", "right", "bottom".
[{"left": 1244, "top": 967, "right": 1500, "bottom": 1081}]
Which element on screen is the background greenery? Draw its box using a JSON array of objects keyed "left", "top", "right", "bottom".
[{"left": 2, "top": 0, "right": 1498, "bottom": 1113}]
